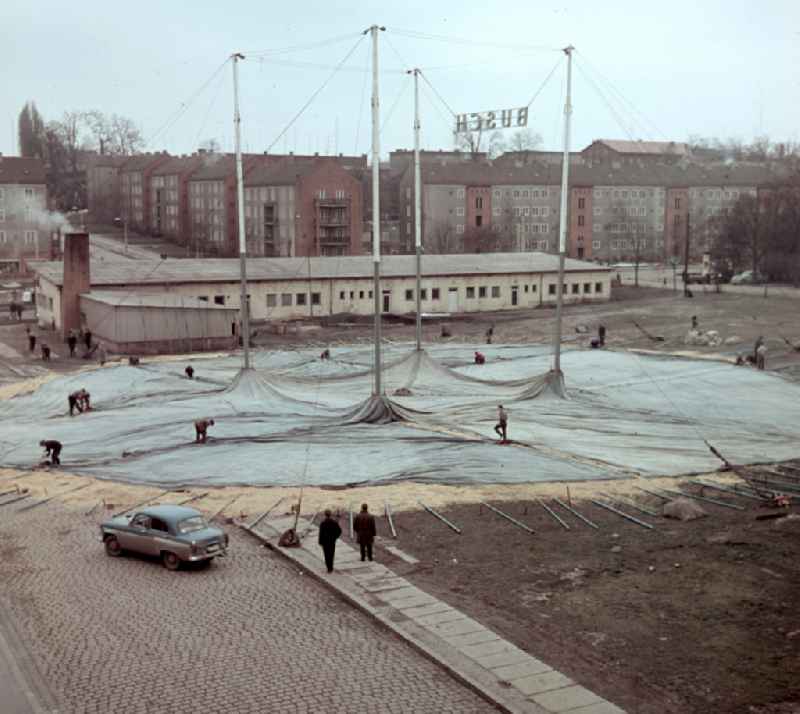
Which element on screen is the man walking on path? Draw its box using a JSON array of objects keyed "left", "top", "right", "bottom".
[
  {"left": 756, "top": 342, "right": 768, "bottom": 370},
  {"left": 318, "top": 510, "right": 342, "bottom": 573},
  {"left": 194, "top": 418, "right": 215, "bottom": 443},
  {"left": 353, "top": 503, "right": 377, "bottom": 562},
  {"left": 84, "top": 329, "right": 92, "bottom": 352},
  {"left": 67, "top": 331, "right": 77, "bottom": 357},
  {"left": 39, "top": 439, "right": 62, "bottom": 465},
  {"left": 26, "top": 326, "right": 36, "bottom": 353},
  {"left": 494, "top": 404, "right": 508, "bottom": 442}
]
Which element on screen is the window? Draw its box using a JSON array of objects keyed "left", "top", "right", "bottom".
[
  {"left": 150, "top": 517, "right": 169, "bottom": 533},
  {"left": 493, "top": 189, "right": 501, "bottom": 198},
  {"left": 466, "top": 287, "right": 475, "bottom": 299},
  {"left": 456, "top": 224, "right": 464, "bottom": 234},
  {"left": 593, "top": 189, "right": 601, "bottom": 198},
  {"left": 24, "top": 187, "right": 34, "bottom": 199},
  {"left": 492, "top": 206, "right": 500, "bottom": 216},
  {"left": 542, "top": 207, "right": 549, "bottom": 217},
  {"left": 541, "top": 189, "right": 548, "bottom": 198},
  {"left": 281, "top": 293, "right": 292, "bottom": 306},
  {"left": 311, "top": 292, "right": 321, "bottom": 306},
  {"left": 420, "top": 289, "right": 427, "bottom": 300},
  {"left": 548, "top": 284, "right": 556, "bottom": 295},
  {"left": 24, "top": 230, "right": 37, "bottom": 244},
  {"left": 431, "top": 288, "right": 440, "bottom": 300},
  {"left": 513, "top": 190, "right": 520, "bottom": 199},
  {"left": 523, "top": 206, "right": 531, "bottom": 217},
  {"left": 405, "top": 289, "right": 414, "bottom": 301},
  {"left": 593, "top": 223, "right": 602, "bottom": 232},
  {"left": 674, "top": 197, "right": 681, "bottom": 209},
  {"left": 456, "top": 207, "right": 464, "bottom": 216},
  {"left": 338, "top": 291, "right": 345, "bottom": 300},
  {"left": 349, "top": 291, "right": 355, "bottom": 299},
  {"left": 368, "top": 290, "right": 373, "bottom": 299},
  {"left": 267, "top": 294, "right": 277, "bottom": 307},
  {"left": 296, "top": 293, "right": 307, "bottom": 306},
  {"left": 593, "top": 207, "right": 600, "bottom": 215},
  {"left": 0, "top": 209, "right": 5, "bottom": 222},
  {"left": 0, "top": 188, "right": 4, "bottom": 202},
  {"left": 578, "top": 197, "right": 585, "bottom": 209},
  {"left": 491, "top": 286, "right": 500, "bottom": 298},
  {"left": 406, "top": 187, "right": 412, "bottom": 199},
  {"left": 198, "top": 296, "right": 208, "bottom": 302},
  {"left": 571, "top": 284, "right": 579, "bottom": 294},
  {"left": 335, "top": 190, "right": 345, "bottom": 200},
  {"left": 578, "top": 215, "right": 585, "bottom": 227},
  {"left": 595, "top": 282, "right": 603, "bottom": 293},
  {"left": 531, "top": 283, "right": 538, "bottom": 293},
  {"left": 475, "top": 215, "right": 482, "bottom": 227},
  {"left": 318, "top": 189, "right": 326, "bottom": 199},
  {"left": 524, "top": 285, "right": 529, "bottom": 293},
  {"left": 456, "top": 188, "right": 465, "bottom": 198},
  {"left": 475, "top": 196, "right": 483, "bottom": 209},
  {"left": 522, "top": 190, "right": 529, "bottom": 198},
  {"left": 359, "top": 290, "right": 365, "bottom": 299},
  {"left": 478, "top": 286, "right": 487, "bottom": 298},
  {"left": 213, "top": 295, "right": 225, "bottom": 305},
  {"left": 584, "top": 283, "right": 591, "bottom": 293},
  {"left": 0, "top": 231, "right": 5, "bottom": 244}
]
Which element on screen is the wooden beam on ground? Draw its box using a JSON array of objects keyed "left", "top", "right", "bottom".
[
  {"left": 656, "top": 486, "right": 745, "bottom": 511},
  {"left": 599, "top": 492, "right": 660, "bottom": 518},
  {"left": 553, "top": 497, "right": 599, "bottom": 529},
  {"left": 0, "top": 493, "right": 30, "bottom": 508},
  {"left": 690, "top": 480, "right": 766, "bottom": 501},
  {"left": 209, "top": 495, "right": 240, "bottom": 522},
  {"left": 480, "top": 502, "right": 535, "bottom": 534},
  {"left": 113, "top": 489, "right": 173, "bottom": 518},
  {"left": 538, "top": 499, "right": 570, "bottom": 530},
  {"left": 176, "top": 492, "right": 209, "bottom": 506},
  {"left": 384, "top": 501, "right": 397, "bottom": 538},
  {"left": 418, "top": 500, "right": 461, "bottom": 534},
  {"left": 16, "top": 482, "right": 91, "bottom": 513}
]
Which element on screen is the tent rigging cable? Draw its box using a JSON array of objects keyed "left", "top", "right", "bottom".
[
  {"left": 264, "top": 34, "right": 366, "bottom": 154},
  {"left": 387, "top": 27, "right": 561, "bottom": 53}
]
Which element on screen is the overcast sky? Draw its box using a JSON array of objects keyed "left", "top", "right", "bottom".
[{"left": 2, "top": 0, "right": 798, "bottom": 158}]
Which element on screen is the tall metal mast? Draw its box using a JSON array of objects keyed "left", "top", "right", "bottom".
[
  {"left": 410, "top": 68, "right": 423, "bottom": 351},
  {"left": 233, "top": 52, "right": 251, "bottom": 370},
  {"left": 370, "top": 25, "right": 385, "bottom": 395},
  {"left": 552, "top": 45, "right": 574, "bottom": 375}
]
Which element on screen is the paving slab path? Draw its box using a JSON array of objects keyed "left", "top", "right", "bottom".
[{"left": 248, "top": 515, "right": 626, "bottom": 714}]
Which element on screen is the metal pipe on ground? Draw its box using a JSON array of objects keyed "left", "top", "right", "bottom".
[
  {"left": 209, "top": 495, "right": 240, "bottom": 522},
  {"left": 384, "top": 501, "right": 397, "bottom": 538},
  {"left": 591, "top": 499, "right": 654, "bottom": 530},
  {"left": 538, "top": 499, "right": 570, "bottom": 530},
  {"left": 656, "top": 486, "right": 745, "bottom": 511},
  {"left": 249, "top": 496, "right": 284, "bottom": 530},
  {"left": 113, "top": 489, "right": 174, "bottom": 518},
  {"left": 480, "top": 502, "right": 535, "bottom": 534},
  {"left": 690, "top": 480, "right": 767, "bottom": 502},
  {"left": 418, "top": 500, "right": 461, "bottom": 534},
  {"left": 553, "top": 497, "right": 599, "bottom": 529},
  {"left": 17, "top": 482, "right": 91, "bottom": 513},
  {"left": 599, "top": 492, "right": 660, "bottom": 518},
  {"left": 177, "top": 492, "right": 209, "bottom": 506}
]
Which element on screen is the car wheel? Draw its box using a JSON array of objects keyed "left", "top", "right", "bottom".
[
  {"left": 104, "top": 536, "right": 122, "bottom": 557},
  {"left": 162, "top": 551, "right": 181, "bottom": 571}
]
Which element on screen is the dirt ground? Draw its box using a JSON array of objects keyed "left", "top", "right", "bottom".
[{"left": 378, "top": 476, "right": 800, "bottom": 714}]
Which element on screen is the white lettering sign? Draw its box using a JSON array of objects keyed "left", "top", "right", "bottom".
[{"left": 455, "top": 107, "right": 528, "bottom": 134}]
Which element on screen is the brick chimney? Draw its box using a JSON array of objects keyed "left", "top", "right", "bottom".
[{"left": 61, "top": 232, "right": 90, "bottom": 337}]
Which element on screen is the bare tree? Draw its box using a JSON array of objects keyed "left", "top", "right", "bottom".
[
  {"left": 605, "top": 201, "right": 651, "bottom": 286},
  {"left": 427, "top": 221, "right": 458, "bottom": 254},
  {"left": 199, "top": 137, "right": 222, "bottom": 153},
  {"left": 507, "top": 128, "right": 542, "bottom": 152},
  {"left": 84, "top": 110, "right": 143, "bottom": 155}
]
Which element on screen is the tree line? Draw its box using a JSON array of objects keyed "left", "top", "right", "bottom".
[{"left": 18, "top": 102, "right": 144, "bottom": 211}]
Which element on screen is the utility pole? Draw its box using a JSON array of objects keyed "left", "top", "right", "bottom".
[
  {"left": 232, "top": 52, "right": 251, "bottom": 370},
  {"left": 409, "top": 68, "right": 423, "bottom": 352},
  {"left": 369, "top": 25, "right": 385, "bottom": 395},
  {"left": 123, "top": 215, "right": 128, "bottom": 256},
  {"left": 683, "top": 206, "right": 691, "bottom": 297},
  {"left": 552, "top": 45, "right": 574, "bottom": 376}
]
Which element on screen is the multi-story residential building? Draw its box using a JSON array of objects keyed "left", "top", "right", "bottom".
[
  {"left": 0, "top": 156, "right": 49, "bottom": 271},
  {"left": 119, "top": 153, "right": 170, "bottom": 232},
  {"left": 149, "top": 155, "right": 206, "bottom": 242},
  {"left": 243, "top": 157, "right": 364, "bottom": 257},
  {"left": 86, "top": 154, "right": 128, "bottom": 224}
]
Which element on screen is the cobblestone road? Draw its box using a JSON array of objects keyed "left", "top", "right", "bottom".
[{"left": 0, "top": 504, "right": 492, "bottom": 714}]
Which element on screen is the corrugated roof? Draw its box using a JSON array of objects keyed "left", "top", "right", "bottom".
[
  {"left": 81, "top": 291, "right": 238, "bottom": 310},
  {"left": 38, "top": 253, "right": 609, "bottom": 288},
  {"left": 0, "top": 156, "right": 46, "bottom": 184}
]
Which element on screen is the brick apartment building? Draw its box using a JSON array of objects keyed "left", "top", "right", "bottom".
[
  {"left": 85, "top": 154, "right": 128, "bottom": 224},
  {"left": 0, "top": 156, "right": 49, "bottom": 272},
  {"left": 119, "top": 153, "right": 170, "bottom": 233}
]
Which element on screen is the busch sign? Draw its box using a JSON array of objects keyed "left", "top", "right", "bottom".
[{"left": 455, "top": 107, "right": 528, "bottom": 134}]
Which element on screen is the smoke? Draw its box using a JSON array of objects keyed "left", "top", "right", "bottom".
[{"left": 4, "top": 194, "right": 73, "bottom": 234}]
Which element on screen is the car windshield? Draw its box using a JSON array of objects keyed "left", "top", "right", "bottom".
[{"left": 177, "top": 516, "right": 208, "bottom": 534}]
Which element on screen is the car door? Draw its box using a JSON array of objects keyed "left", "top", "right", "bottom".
[
  {"left": 119, "top": 513, "right": 153, "bottom": 555},
  {"left": 148, "top": 516, "right": 175, "bottom": 557}
]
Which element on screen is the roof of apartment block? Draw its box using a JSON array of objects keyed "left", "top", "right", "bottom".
[
  {"left": 0, "top": 156, "right": 46, "bottom": 184},
  {"left": 592, "top": 140, "right": 691, "bottom": 155},
  {"left": 151, "top": 154, "right": 206, "bottom": 176},
  {"left": 420, "top": 158, "right": 779, "bottom": 189},
  {"left": 85, "top": 154, "right": 130, "bottom": 169},
  {"left": 119, "top": 153, "right": 171, "bottom": 172},
  {"left": 244, "top": 156, "right": 362, "bottom": 187},
  {"left": 37, "top": 252, "right": 609, "bottom": 288},
  {"left": 189, "top": 154, "right": 238, "bottom": 181}
]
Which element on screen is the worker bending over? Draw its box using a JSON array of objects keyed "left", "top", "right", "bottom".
[
  {"left": 474, "top": 351, "right": 486, "bottom": 365},
  {"left": 40, "top": 439, "right": 62, "bottom": 465},
  {"left": 195, "top": 418, "right": 215, "bottom": 443}
]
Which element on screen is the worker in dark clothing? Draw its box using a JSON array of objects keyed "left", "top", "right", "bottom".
[
  {"left": 84, "top": 330, "right": 92, "bottom": 351},
  {"left": 68, "top": 390, "right": 84, "bottom": 416},
  {"left": 185, "top": 365, "right": 194, "bottom": 379},
  {"left": 41, "top": 343, "right": 51, "bottom": 361},
  {"left": 691, "top": 315, "right": 698, "bottom": 330},
  {"left": 194, "top": 418, "right": 215, "bottom": 443},
  {"left": 474, "top": 351, "right": 486, "bottom": 365},
  {"left": 67, "top": 332, "right": 77, "bottom": 357},
  {"left": 320, "top": 348, "right": 330, "bottom": 360},
  {"left": 79, "top": 390, "right": 91, "bottom": 412},
  {"left": 27, "top": 327, "right": 36, "bottom": 352},
  {"left": 598, "top": 324, "right": 606, "bottom": 346},
  {"left": 753, "top": 336, "right": 764, "bottom": 363},
  {"left": 485, "top": 325, "right": 494, "bottom": 344},
  {"left": 318, "top": 510, "right": 342, "bottom": 573},
  {"left": 40, "top": 439, "right": 62, "bottom": 465},
  {"left": 494, "top": 404, "right": 508, "bottom": 442},
  {"left": 353, "top": 503, "right": 377, "bottom": 562}
]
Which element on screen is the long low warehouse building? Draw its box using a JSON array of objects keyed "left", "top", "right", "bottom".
[{"left": 34, "top": 238, "right": 612, "bottom": 347}]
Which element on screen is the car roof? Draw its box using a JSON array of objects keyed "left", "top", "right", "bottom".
[{"left": 138, "top": 504, "right": 203, "bottom": 524}]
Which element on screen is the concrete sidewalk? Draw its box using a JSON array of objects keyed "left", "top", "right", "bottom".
[
  {"left": 0, "top": 597, "right": 59, "bottom": 713},
  {"left": 245, "top": 515, "right": 625, "bottom": 714}
]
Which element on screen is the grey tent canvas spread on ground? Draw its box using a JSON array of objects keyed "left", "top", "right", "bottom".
[{"left": 2, "top": 343, "right": 798, "bottom": 487}]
